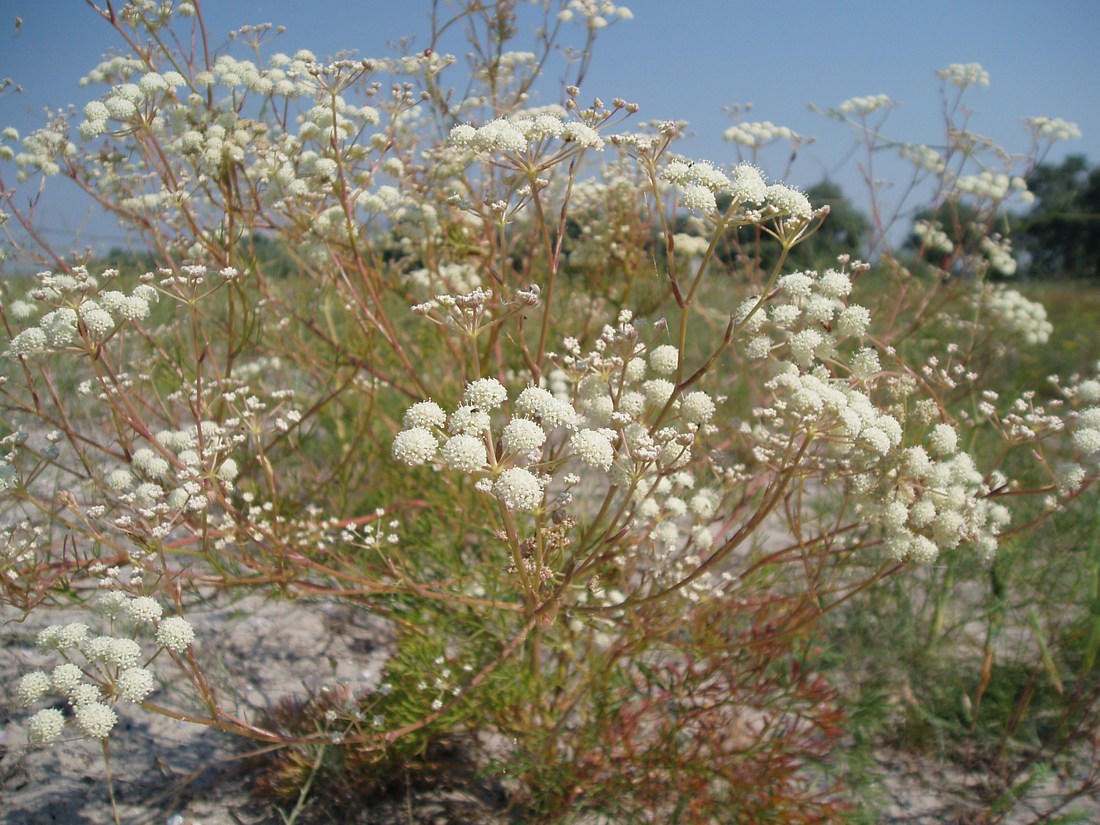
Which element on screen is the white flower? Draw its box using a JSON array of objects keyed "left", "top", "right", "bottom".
[
  {"left": 402, "top": 400, "right": 447, "bottom": 430},
  {"left": 502, "top": 418, "right": 546, "bottom": 455},
  {"left": 835, "top": 306, "right": 871, "bottom": 338},
  {"left": 653, "top": 521, "right": 680, "bottom": 547},
  {"left": 392, "top": 427, "right": 439, "bottom": 465},
  {"left": 156, "top": 616, "right": 195, "bottom": 652},
  {"left": 818, "top": 269, "right": 852, "bottom": 298},
  {"left": 17, "top": 671, "right": 50, "bottom": 707},
  {"left": 216, "top": 458, "right": 239, "bottom": 482},
  {"left": 680, "top": 184, "right": 716, "bottom": 213},
  {"left": 441, "top": 434, "right": 487, "bottom": 472},
  {"left": 7, "top": 327, "right": 47, "bottom": 357},
  {"left": 789, "top": 329, "right": 824, "bottom": 367},
  {"left": 27, "top": 708, "right": 66, "bottom": 744},
  {"left": 1026, "top": 116, "right": 1082, "bottom": 142},
  {"left": 938, "top": 62, "right": 989, "bottom": 88},
  {"left": 569, "top": 429, "right": 614, "bottom": 471},
  {"left": 125, "top": 596, "right": 163, "bottom": 625},
  {"left": 691, "top": 524, "right": 714, "bottom": 550},
  {"left": 463, "top": 378, "right": 508, "bottom": 410},
  {"left": 88, "top": 636, "right": 141, "bottom": 668},
  {"left": 649, "top": 345, "right": 679, "bottom": 375},
  {"left": 747, "top": 336, "right": 772, "bottom": 359},
  {"left": 728, "top": 163, "right": 768, "bottom": 204},
  {"left": 690, "top": 489, "right": 720, "bottom": 519},
  {"left": 837, "top": 94, "right": 892, "bottom": 114},
  {"left": 1073, "top": 427, "right": 1100, "bottom": 456},
  {"left": 448, "top": 124, "right": 477, "bottom": 147},
  {"left": 1077, "top": 381, "right": 1100, "bottom": 404},
  {"left": 862, "top": 427, "right": 891, "bottom": 455},
  {"left": 51, "top": 663, "right": 84, "bottom": 695},
  {"left": 132, "top": 447, "right": 170, "bottom": 479},
  {"left": 80, "top": 303, "right": 114, "bottom": 339},
  {"left": 680, "top": 391, "right": 716, "bottom": 425},
  {"left": 493, "top": 467, "right": 543, "bottom": 511},
  {"left": 778, "top": 272, "right": 813, "bottom": 299},
  {"left": 75, "top": 702, "right": 117, "bottom": 738},
  {"left": 514, "top": 386, "right": 576, "bottom": 430},
  {"left": 908, "top": 535, "right": 940, "bottom": 564},
  {"left": 766, "top": 184, "right": 812, "bottom": 220},
  {"left": 643, "top": 379, "right": 675, "bottom": 406},
  {"left": 448, "top": 405, "right": 491, "bottom": 435},
  {"left": 95, "top": 591, "right": 129, "bottom": 619},
  {"left": 71, "top": 683, "right": 102, "bottom": 707},
  {"left": 114, "top": 667, "right": 156, "bottom": 703},
  {"left": 850, "top": 348, "right": 880, "bottom": 380},
  {"left": 37, "top": 623, "right": 89, "bottom": 651},
  {"left": 562, "top": 122, "right": 603, "bottom": 149},
  {"left": 83, "top": 100, "right": 110, "bottom": 122},
  {"left": 928, "top": 423, "right": 958, "bottom": 457},
  {"left": 105, "top": 95, "right": 136, "bottom": 119},
  {"left": 1058, "top": 462, "right": 1086, "bottom": 494}
]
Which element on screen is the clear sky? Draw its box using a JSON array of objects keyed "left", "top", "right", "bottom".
[{"left": 1, "top": 0, "right": 1097, "bottom": 251}]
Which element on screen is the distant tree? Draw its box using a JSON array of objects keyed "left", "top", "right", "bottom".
[
  {"left": 98, "top": 246, "right": 157, "bottom": 276},
  {"left": 796, "top": 180, "right": 872, "bottom": 266},
  {"left": 1015, "top": 154, "right": 1100, "bottom": 279}
]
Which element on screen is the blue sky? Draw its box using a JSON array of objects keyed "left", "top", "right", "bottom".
[{"left": 1, "top": 0, "right": 1097, "bottom": 251}]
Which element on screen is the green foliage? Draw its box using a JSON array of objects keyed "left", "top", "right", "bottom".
[{"left": 1016, "top": 155, "right": 1100, "bottom": 279}]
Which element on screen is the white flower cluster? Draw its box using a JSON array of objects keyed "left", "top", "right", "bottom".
[
  {"left": 0, "top": 125, "right": 17, "bottom": 163},
  {"left": 1025, "top": 116, "right": 1082, "bottom": 143},
  {"left": 0, "top": 518, "right": 46, "bottom": 574},
  {"left": 91, "top": 418, "right": 246, "bottom": 545},
  {"left": 298, "top": 94, "right": 380, "bottom": 143},
  {"left": 406, "top": 262, "right": 482, "bottom": 296},
  {"left": 13, "top": 119, "right": 71, "bottom": 180},
  {"left": 394, "top": 311, "right": 722, "bottom": 524},
  {"left": 18, "top": 595, "right": 195, "bottom": 745},
  {"left": 837, "top": 94, "right": 893, "bottom": 115},
  {"left": 853, "top": 434, "right": 1009, "bottom": 563},
  {"left": 198, "top": 50, "right": 319, "bottom": 98},
  {"left": 474, "top": 51, "right": 537, "bottom": 86},
  {"left": 623, "top": 468, "right": 724, "bottom": 598},
  {"left": 723, "top": 120, "right": 802, "bottom": 148},
  {"left": 980, "top": 285, "right": 1053, "bottom": 346},
  {"left": 392, "top": 377, "right": 575, "bottom": 513},
  {"left": 660, "top": 159, "right": 770, "bottom": 215},
  {"left": 448, "top": 112, "right": 604, "bottom": 155},
  {"left": 79, "top": 71, "right": 187, "bottom": 138},
  {"left": 911, "top": 219, "right": 954, "bottom": 255},
  {"left": 1069, "top": 396, "right": 1100, "bottom": 475},
  {"left": 739, "top": 265, "right": 1010, "bottom": 563},
  {"left": 3, "top": 267, "right": 159, "bottom": 358},
  {"left": 559, "top": 0, "right": 633, "bottom": 27},
  {"left": 563, "top": 171, "right": 648, "bottom": 270},
  {"left": 979, "top": 234, "right": 1018, "bottom": 276},
  {"left": 938, "top": 62, "right": 990, "bottom": 89},
  {"left": 899, "top": 143, "right": 947, "bottom": 174},
  {"left": 739, "top": 267, "right": 870, "bottom": 369},
  {"left": 952, "top": 170, "right": 1013, "bottom": 201},
  {"left": 765, "top": 184, "right": 814, "bottom": 221}
]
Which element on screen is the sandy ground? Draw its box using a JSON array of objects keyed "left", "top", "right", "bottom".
[
  {"left": 1, "top": 594, "right": 405, "bottom": 824},
  {"left": 3, "top": 592, "right": 1098, "bottom": 824}
]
